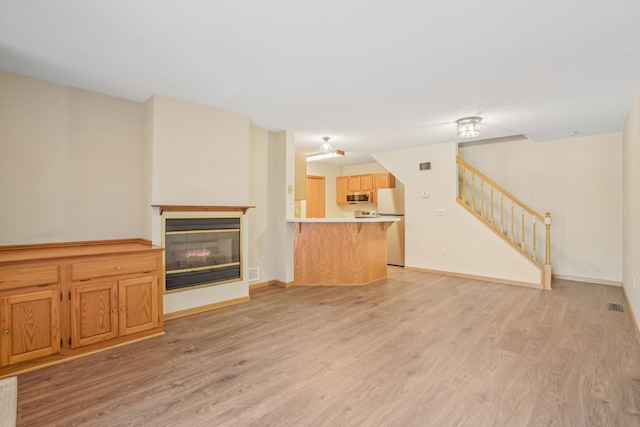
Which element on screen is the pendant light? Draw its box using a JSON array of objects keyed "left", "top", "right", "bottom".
[{"left": 306, "top": 136, "right": 345, "bottom": 162}]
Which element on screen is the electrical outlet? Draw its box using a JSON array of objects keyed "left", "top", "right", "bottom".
[
  {"left": 436, "top": 208, "right": 446, "bottom": 216},
  {"left": 441, "top": 249, "right": 446, "bottom": 257},
  {"left": 260, "top": 256, "right": 265, "bottom": 265}
]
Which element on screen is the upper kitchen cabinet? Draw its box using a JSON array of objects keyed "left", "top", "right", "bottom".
[
  {"left": 336, "top": 176, "right": 348, "bottom": 205},
  {"left": 347, "top": 174, "right": 373, "bottom": 193},
  {"left": 372, "top": 173, "right": 396, "bottom": 203},
  {"left": 336, "top": 172, "right": 396, "bottom": 204}
]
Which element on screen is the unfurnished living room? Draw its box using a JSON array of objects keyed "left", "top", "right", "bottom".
[{"left": 1, "top": 1, "right": 640, "bottom": 426}]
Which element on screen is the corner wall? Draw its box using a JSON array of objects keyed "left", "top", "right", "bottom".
[
  {"left": 623, "top": 82, "right": 640, "bottom": 330},
  {"left": 374, "top": 142, "right": 542, "bottom": 285}
]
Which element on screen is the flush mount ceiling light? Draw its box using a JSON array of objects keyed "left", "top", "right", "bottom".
[
  {"left": 306, "top": 136, "right": 345, "bottom": 162},
  {"left": 456, "top": 116, "right": 482, "bottom": 138}
]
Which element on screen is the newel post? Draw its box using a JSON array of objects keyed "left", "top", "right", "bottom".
[{"left": 544, "top": 212, "right": 552, "bottom": 290}]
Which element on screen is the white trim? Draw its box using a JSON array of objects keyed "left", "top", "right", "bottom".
[{"left": 552, "top": 274, "right": 622, "bottom": 287}]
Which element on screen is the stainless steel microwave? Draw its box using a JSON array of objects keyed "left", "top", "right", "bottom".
[{"left": 346, "top": 192, "right": 371, "bottom": 203}]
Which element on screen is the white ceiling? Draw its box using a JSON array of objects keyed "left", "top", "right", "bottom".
[{"left": 2, "top": 0, "right": 640, "bottom": 165}]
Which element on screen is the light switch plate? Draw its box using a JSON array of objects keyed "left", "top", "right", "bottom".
[{"left": 436, "top": 208, "right": 446, "bottom": 216}]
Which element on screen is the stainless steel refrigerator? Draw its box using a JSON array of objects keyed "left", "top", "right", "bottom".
[{"left": 377, "top": 188, "right": 405, "bottom": 266}]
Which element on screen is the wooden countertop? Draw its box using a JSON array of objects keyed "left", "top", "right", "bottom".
[{"left": 0, "top": 238, "right": 162, "bottom": 264}]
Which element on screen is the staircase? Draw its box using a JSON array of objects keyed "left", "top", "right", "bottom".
[{"left": 456, "top": 156, "right": 552, "bottom": 289}]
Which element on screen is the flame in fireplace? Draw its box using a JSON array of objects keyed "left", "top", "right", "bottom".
[{"left": 183, "top": 248, "right": 211, "bottom": 258}]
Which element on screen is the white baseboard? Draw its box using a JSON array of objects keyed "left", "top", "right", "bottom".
[{"left": 552, "top": 274, "right": 622, "bottom": 287}]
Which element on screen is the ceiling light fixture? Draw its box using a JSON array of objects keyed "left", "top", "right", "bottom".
[
  {"left": 306, "top": 136, "right": 345, "bottom": 162},
  {"left": 456, "top": 116, "right": 482, "bottom": 138}
]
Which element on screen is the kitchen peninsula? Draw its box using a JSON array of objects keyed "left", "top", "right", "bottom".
[{"left": 288, "top": 217, "right": 400, "bottom": 286}]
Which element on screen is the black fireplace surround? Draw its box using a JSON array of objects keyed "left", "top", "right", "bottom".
[{"left": 164, "top": 216, "right": 241, "bottom": 292}]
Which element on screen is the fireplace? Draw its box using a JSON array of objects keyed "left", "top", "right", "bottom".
[{"left": 162, "top": 216, "right": 241, "bottom": 292}]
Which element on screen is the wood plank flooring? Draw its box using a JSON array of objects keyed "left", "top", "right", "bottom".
[{"left": 15, "top": 268, "right": 640, "bottom": 426}]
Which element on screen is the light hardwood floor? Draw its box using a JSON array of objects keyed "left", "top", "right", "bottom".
[{"left": 16, "top": 268, "right": 640, "bottom": 426}]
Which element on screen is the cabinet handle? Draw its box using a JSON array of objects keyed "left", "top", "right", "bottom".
[
  {"left": 112, "top": 308, "right": 117, "bottom": 313},
  {"left": 115, "top": 265, "right": 122, "bottom": 271},
  {"left": 2, "top": 329, "right": 8, "bottom": 336},
  {"left": 121, "top": 307, "right": 126, "bottom": 311}
]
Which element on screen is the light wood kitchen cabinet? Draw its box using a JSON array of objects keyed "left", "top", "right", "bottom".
[
  {"left": 0, "top": 288, "right": 60, "bottom": 367},
  {"left": 372, "top": 172, "right": 396, "bottom": 203},
  {"left": 342, "top": 174, "right": 374, "bottom": 199},
  {"left": 0, "top": 239, "right": 164, "bottom": 377},
  {"left": 347, "top": 175, "right": 361, "bottom": 192},
  {"left": 336, "top": 176, "right": 348, "bottom": 205},
  {"left": 359, "top": 174, "right": 373, "bottom": 191},
  {"left": 346, "top": 174, "right": 373, "bottom": 192},
  {"left": 336, "top": 172, "right": 395, "bottom": 204}
]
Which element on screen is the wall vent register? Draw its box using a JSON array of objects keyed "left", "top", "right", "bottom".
[{"left": 163, "top": 216, "right": 241, "bottom": 292}]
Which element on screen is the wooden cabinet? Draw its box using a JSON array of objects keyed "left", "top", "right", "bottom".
[
  {"left": 372, "top": 172, "right": 396, "bottom": 203},
  {"left": 118, "top": 275, "right": 159, "bottom": 336},
  {"left": 71, "top": 281, "right": 118, "bottom": 348},
  {"left": 346, "top": 174, "right": 373, "bottom": 192},
  {"left": 71, "top": 275, "right": 159, "bottom": 348},
  {"left": 359, "top": 174, "right": 373, "bottom": 191},
  {"left": 336, "top": 172, "right": 396, "bottom": 204},
  {"left": 347, "top": 175, "right": 361, "bottom": 192},
  {"left": 0, "top": 288, "right": 60, "bottom": 367},
  {"left": 0, "top": 239, "right": 163, "bottom": 376},
  {"left": 336, "top": 176, "right": 348, "bottom": 205}
]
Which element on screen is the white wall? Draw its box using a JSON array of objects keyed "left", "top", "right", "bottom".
[
  {"left": 148, "top": 94, "right": 250, "bottom": 206},
  {"left": 248, "top": 125, "right": 273, "bottom": 283},
  {"left": 343, "top": 162, "right": 389, "bottom": 175},
  {"left": 623, "top": 83, "right": 640, "bottom": 329},
  {"left": 270, "top": 130, "right": 296, "bottom": 284},
  {"left": 459, "top": 133, "right": 623, "bottom": 283},
  {"left": 374, "top": 142, "right": 542, "bottom": 285},
  {"left": 0, "top": 71, "right": 144, "bottom": 245}
]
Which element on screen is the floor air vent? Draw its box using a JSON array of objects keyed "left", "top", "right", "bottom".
[{"left": 608, "top": 303, "right": 624, "bottom": 312}]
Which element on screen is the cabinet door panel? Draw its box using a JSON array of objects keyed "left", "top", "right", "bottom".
[
  {"left": 373, "top": 173, "right": 396, "bottom": 203},
  {"left": 119, "top": 276, "right": 159, "bottom": 336},
  {"left": 71, "top": 281, "right": 118, "bottom": 348},
  {"left": 336, "top": 176, "right": 348, "bottom": 205},
  {"left": 0, "top": 289, "right": 60, "bottom": 366},
  {"left": 359, "top": 174, "right": 373, "bottom": 191},
  {"left": 347, "top": 175, "right": 360, "bottom": 192}
]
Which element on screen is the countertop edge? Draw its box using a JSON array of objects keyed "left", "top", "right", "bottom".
[{"left": 286, "top": 217, "right": 401, "bottom": 223}]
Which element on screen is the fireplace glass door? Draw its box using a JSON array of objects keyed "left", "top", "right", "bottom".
[{"left": 163, "top": 216, "right": 241, "bottom": 292}]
